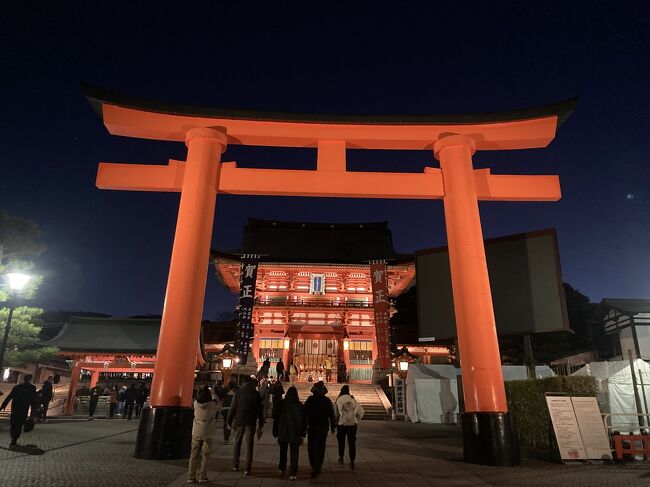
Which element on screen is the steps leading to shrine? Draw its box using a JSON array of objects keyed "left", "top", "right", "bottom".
[{"left": 292, "top": 382, "right": 390, "bottom": 420}]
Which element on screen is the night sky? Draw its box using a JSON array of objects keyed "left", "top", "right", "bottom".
[{"left": 1, "top": 3, "right": 649, "bottom": 319}]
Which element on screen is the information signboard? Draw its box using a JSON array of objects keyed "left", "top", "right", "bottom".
[
  {"left": 571, "top": 397, "right": 612, "bottom": 460},
  {"left": 546, "top": 396, "right": 586, "bottom": 460},
  {"left": 546, "top": 395, "right": 612, "bottom": 461}
]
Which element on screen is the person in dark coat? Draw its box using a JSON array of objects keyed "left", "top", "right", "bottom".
[
  {"left": 270, "top": 379, "right": 285, "bottom": 420},
  {"left": 276, "top": 359, "right": 285, "bottom": 382},
  {"left": 221, "top": 381, "right": 237, "bottom": 443},
  {"left": 0, "top": 374, "right": 37, "bottom": 446},
  {"left": 40, "top": 376, "right": 54, "bottom": 421},
  {"left": 123, "top": 382, "right": 137, "bottom": 420},
  {"left": 135, "top": 383, "right": 148, "bottom": 418},
  {"left": 303, "top": 381, "right": 336, "bottom": 478},
  {"left": 88, "top": 386, "right": 100, "bottom": 418},
  {"left": 226, "top": 377, "right": 265, "bottom": 475},
  {"left": 273, "top": 386, "right": 306, "bottom": 480}
]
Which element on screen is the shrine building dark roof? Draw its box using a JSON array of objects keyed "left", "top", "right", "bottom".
[
  {"left": 213, "top": 218, "right": 410, "bottom": 264},
  {"left": 41, "top": 316, "right": 160, "bottom": 354},
  {"left": 41, "top": 316, "right": 236, "bottom": 354}
]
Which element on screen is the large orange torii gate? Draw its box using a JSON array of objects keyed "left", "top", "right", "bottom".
[{"left": 86, "top": 85, "right": 575, "bottom": 463}]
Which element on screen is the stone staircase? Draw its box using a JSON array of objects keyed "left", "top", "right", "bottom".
[{"left": 292, "top": 382, "right": 390, "bottom": 420}]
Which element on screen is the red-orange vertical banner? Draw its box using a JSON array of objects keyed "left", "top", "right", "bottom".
[{"left": 370, "top": 262, "right": 391, "bottom": 369}]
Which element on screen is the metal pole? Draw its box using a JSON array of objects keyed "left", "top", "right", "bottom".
[
  {"left": 0, "top": 306, "right": 14, "bottom": 373},
  {"left": 639, "top": 369, "right": 649, "bottom": 425},
  {"left": 391, "top": 363, "right": 397, "bottom": 420},
  {"left": 627, "top": 349, "right": 645, "bottom": 427},
  {"left": 523, "top": 334, "right": 535, "bottom": 379}
]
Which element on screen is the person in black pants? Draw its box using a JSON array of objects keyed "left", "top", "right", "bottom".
[
  {"left": 39, "top": 376, "right": 53, "bottom": 421},
  {"left": 334, "top": 385, "right": 364, "bottom": 469},
  {"left": 226, "top": 377, "right": 265, "bottom": 475},
  {"left": 88, "top": 386, "right": 100, "bottom": 418},
  {"left": 135, "top": 383, "right": 148, "bottom": 418},
  {"left": 221, "top": 381, "right": 237, "bottom": 443},
  {"left": 123, "top": 382, "right": 137, "bottom": 420},
  {"left": 273, "top": 386, "right": 305, "bottom": 479},
  {"left": 303, "top": 381, "right": 336, "bottom": 478},
  {"left": 1, "top": 374, "right": 37, "bottom": 446}
]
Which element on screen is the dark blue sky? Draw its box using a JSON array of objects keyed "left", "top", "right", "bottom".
[{"left": 1, "top": 2, "right": 648, "bottom": 318}]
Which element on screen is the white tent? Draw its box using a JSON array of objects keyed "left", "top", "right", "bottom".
[
  {"left": 571, "top": 359, "right": 650, "bottom": 433},
  {"left": 501, "top": 365, "right": 556, "bottom": 381},
  {"left": 405, "top": 365, "right": 458, "bottom": 424}
]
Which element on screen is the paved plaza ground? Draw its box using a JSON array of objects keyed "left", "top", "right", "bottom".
[{"left": 1, "top": 417, "right": 649, "bottom": 486}]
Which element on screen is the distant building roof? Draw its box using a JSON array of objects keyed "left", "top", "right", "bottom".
[
  {"left": 601, "top": 298, "right": 650, "bottom": 315},
  {"left": 41, "top": 316, "right": 161, "bottom": 354},
  {"left": 41, "top": 316, "right": 236, "bottom": 354},
  {"left": 213, "top": 218, "right": 410, "bottom": 264}
]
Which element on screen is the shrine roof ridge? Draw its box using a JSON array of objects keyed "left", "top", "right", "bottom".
[{"left": 84, "top": 83, "right": 577, "bottom": 128}]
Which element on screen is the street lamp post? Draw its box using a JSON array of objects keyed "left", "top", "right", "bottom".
[{"left": 0, "top": 273, "right": 31, "bottom": 375}]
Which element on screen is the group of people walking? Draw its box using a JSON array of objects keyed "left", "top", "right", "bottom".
[{"left": 187, "top": 372, "right": 364, "bottom": 483}]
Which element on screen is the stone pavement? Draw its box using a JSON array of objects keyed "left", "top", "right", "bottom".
[{"left": 1, "top": 417, "right": 649, "bottom": 486}]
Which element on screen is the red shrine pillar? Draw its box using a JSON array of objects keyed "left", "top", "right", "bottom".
[
  {"left": 137, "top": 127, "right": 227, "bottom": 460},
  {"left": 89, "top": 370, "right": 99, "bottom": 388},
  {"left": 64, "top": 362, "right": 81, "bottom": 416},
  {"left": 434, "top": 135, "right": 519, "bottom": 466}
]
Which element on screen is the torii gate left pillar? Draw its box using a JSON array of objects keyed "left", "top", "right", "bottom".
[{"left": 134, "top": 127, "right": 227, "bottom": 459}]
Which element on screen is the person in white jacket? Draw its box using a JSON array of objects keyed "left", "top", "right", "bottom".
[
  {"left": 188, "top": 385, "right": 221, "bottom": 483},
  {"left": 333, "top": 385, "right": 364, "bottom": 469}
]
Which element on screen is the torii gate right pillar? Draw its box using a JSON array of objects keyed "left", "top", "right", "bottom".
[{"left": 435, "top": 135, "right": 520, "bottom": 466}]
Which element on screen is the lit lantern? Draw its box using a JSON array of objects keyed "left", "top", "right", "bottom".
[
  {"left": 283, "top": 338, "right": 290, "bottom": 350},
  {"left": 222, "top": 358, "right": 232, "bottom": 369},
  {"left": 343, "top": 339, "right": 349, "bottom": 351},
  {"left": 399, "top": 361, "right": 409, "bottom": 372}
]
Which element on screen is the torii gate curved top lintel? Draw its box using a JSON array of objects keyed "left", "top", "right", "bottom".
[
  {"left": 87, "top": 84, "right": 576, "bottom": 464},
  {"left": 86, "top": 84, "right": 575, "bottom": 150}
]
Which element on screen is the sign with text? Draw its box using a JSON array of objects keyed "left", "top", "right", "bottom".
[
  {"left": 571, "top": 397, "right": 612, "bottom": 460},
  {"left": 546, "top": 395, "right": 612, "bottom": 461},
  {"left": 370, "top": 262, "right": 391, "bottom": 369},
  {"left": 235, "top": 255, "right": 260, "bottom": 365},
  {"left": 394, "top": 376, "right": 406, "bottom": 418},
  {"left": 546, "top": 396, "right": 586, "bottom": 460}
]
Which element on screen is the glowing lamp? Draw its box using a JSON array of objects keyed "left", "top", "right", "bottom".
[
  {"left": 283, "top": 338, "right": 290, "bottom": 350},
  {"left": 222, "top": 358, "right": 232, "bottom": 369},
  {"left": 343, "top": 340, "right": 349, "bottom": 351},
  {"left": 399, "top": 361, "right": 409, "bottom": 372},
  {"left": 7, "top": 273, "right": 30, "bottom": 291}
]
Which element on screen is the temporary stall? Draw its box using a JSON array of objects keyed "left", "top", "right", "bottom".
[
  {"left": 405, "top": 364, "right": 458, "bottom": 424},
  {"left": 571, "top": 359, "right": 650, "bottom": 433},
  {"left": 501, "top": 365, "right": 556, "bottom": 381}
]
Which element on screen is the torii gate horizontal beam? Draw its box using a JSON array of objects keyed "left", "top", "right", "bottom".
[
  {"left": 85, "top": 84, "right": 576, "bottom": 151},
  {"left": 96, "top": 160, "right": 561, "bottom": 201}
]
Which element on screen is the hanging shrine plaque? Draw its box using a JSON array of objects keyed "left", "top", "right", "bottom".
[
  {"left": 370, "top": 262, "right": 391, "bottom": 369},
  {"left": 235, "top": 255, "right": 260, "bottom": 364}
]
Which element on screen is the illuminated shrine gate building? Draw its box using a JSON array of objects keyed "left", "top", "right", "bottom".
[{"left": 212, "top": 219, "right": 418, "bottom": 383}]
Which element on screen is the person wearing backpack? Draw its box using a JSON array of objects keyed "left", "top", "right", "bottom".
[{"left": 333, "top": 385, "right": 364, "bottom": 469}]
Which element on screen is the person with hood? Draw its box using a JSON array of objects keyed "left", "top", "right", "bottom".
[
  {"left": 303, "top": 381, "right": 336, "bottom": 478},
  {"left": 187, "top": 385, "right": 221, "bottom": 483},
  {"left": 0, "top": 374, "right": 37, "bottom": 446},
  {"left": 226, "top": 376, "right": 265, "bottom": 475},
  {"left": 272, "top": 386, "right": 305, "bottom": 480},
  {"left": 135, "top": 383, "right": 148, "bottom": 418},
  {"left": 334, "top": 385, "right": 364, "bottom": 469}
]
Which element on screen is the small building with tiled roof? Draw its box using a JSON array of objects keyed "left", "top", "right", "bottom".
[{"left": 600, "top": 298, "right": 650, "bottom": 361}]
